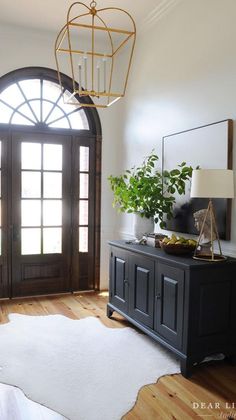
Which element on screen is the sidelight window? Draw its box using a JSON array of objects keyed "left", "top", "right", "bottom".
[{"left": 79, "top": 146, "right": 89, "bottom": 253}]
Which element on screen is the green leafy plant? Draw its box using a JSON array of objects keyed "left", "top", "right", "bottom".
[{"left": 108, "top": 151, "right": 194, "bottom": 229}]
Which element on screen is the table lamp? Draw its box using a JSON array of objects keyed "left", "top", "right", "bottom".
[{"left": 190, "top": 169, "right": 234, "bottom": 261}]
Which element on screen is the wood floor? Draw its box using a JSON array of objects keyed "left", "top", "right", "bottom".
[{"left": 0, "top": 292, "right": 236, "bottom": 420}]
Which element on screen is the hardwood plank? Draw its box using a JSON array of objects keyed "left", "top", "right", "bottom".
[{"left": 1, "top": 292, "right": 236, "bottom": 420}]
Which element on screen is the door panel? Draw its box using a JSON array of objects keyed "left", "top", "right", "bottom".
[
  {"left": 154, "top": 263, "right": 184, "bottom": 349},
  {"left": 11, "top": 132, "right": 71, "bottom": 297},
  {"left": 129, "top": 255, "right": 154, "bottom": 328},
  {"left": 110, "top": 248, "right": 128, "bottom": 313}
]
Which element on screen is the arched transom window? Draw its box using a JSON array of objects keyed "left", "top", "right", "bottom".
[
  {"left": 0, "top": 78, "right": 89, "bottom": 130},
  {"left": 0, "top": 67, "right": 101, "bottom": 298}
]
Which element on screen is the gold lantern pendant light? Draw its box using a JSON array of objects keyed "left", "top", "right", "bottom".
[{"left": 55, "top": 1, "right": 136, "bottom": 108}]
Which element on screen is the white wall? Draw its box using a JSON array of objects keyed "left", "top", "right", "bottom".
[
  {"left": 0, "top": 22, "right": 121, "bottom": 290},
  {"left": 117, "top": 0, "right": 236, "bottom": 257},
  {"left": 2, "top": 0, "right": 236, "bottom": 290},
  {"left": 98, "top": 103, "right": 125, "bottom": 289}
]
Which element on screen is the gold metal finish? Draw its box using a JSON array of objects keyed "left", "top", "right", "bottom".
[
  {"left": 69, "top": 22, "right": 135, "bottom": 36},
  {"left": 193, "top": 199, "right": 227, "bottom": 262},
  {"left": 54, "top": 1, "right": 136, "bottom": 108}
]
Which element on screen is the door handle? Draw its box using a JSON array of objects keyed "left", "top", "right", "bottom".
[
  {"left": 156, "top": 293, "right": 161, "bottom": 300},
  {"left": 124, "top": 280, "right": 129, "bottom": 286},
  {"left": 12, "top": 224, "right": 20, "bottom": 241}
]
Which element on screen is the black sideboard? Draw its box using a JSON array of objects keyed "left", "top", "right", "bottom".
[{"left": 107, "top": 240, "right": 236, "bottom": 377}]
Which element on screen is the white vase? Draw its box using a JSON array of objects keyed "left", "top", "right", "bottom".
[{"left": 133, "top": 213, "right": 154, "bottom": 239}]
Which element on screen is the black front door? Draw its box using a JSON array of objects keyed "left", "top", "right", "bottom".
[{"left": 0, "top": 128, "right": 97, "bottom": 298}]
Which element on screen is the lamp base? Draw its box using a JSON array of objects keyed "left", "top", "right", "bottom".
[
  {"left": 193, "top": 254, "right": 227, "bottom": 262},
  {"left": 193, "top": 199, "right": 227, "bottom": 263}
]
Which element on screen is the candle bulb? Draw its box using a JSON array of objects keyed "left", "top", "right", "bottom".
[
  {"left": 78, "top": 62, "right": 82, "bottom": 94},
  {"left": 97, "top": 62, "right": 100, "bottom": 95},
  {"left": 103, "top": 56, "right": 107, "bottom": 93},
  {"left": 83, "top": 53, "right": 88, "bottom": 91}
]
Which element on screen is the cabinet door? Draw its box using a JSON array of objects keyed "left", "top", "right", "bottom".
[
  {"left": 154, "top": 263, "right": 184, "bottom": 349},
  {"left": 129, "top": 255, "right": 154, "bottom": 328},
  {"left": 110, "top": 248, "right": 129, "bottom": 313}
]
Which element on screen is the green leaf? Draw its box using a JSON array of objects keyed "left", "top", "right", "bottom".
[
  {"left": 160, "top": 221, "right": 166, "bottom": 229},
  {"left": 170, "top": 169, "right": 180, "bottom": 176},
  {"left": 168, "top": 186, "right": 175, "bottom": 194}
]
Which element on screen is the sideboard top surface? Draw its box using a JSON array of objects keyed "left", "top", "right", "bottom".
[{"left": 108, "top": 240, "right": 236, "bottom": 270}]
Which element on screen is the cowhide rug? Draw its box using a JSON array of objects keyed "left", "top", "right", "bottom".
[{"left": 0, "top": 314, "right": 179, "bottom": 419}]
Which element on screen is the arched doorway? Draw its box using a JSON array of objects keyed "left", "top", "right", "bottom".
[{"left": 0, "top": 67, "right": 102, "bottom": 298}]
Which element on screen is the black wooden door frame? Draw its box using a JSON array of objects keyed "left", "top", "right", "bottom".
[
  {"left": 0, "top": 123, "right": 101, "bottom": 298},
  {"left": 0, "top": 129, "right": 9, "bottom": 298}
]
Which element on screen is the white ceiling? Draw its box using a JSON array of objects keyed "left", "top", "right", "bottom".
[{"left": 0, "top": 0, "right": 162, "bottom": 33}]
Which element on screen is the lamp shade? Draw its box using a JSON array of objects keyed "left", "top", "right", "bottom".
[{"left": 190, "top": 169, "right": 234, "bottom": 198}]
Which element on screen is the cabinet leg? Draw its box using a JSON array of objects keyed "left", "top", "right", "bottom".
[
  {"left": 107, "top": 306, "right": 114, "bottom": 318},
  {"left": 180, "top": 359, "right": 193, "bottom": 378}
]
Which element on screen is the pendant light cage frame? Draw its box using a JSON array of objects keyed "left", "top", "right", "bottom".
[{"left": 55, "top": 1, "right": 136, "bottom": 108}]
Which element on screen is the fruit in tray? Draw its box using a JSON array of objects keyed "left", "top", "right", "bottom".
[{"left": 161, "top": 234, "right": 197, "bottom": 247}]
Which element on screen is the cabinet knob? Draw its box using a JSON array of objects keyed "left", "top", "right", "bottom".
[{"left": 156, "top": 293, "right": 161, "bottom": 299}]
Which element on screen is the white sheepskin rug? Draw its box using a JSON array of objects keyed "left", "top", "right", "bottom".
[
  {"left": 0, "top": 382, "right": 65, "bottom": 420},
  {"left": 0, "top": 314, "right": 179, "bottom": 420}
]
